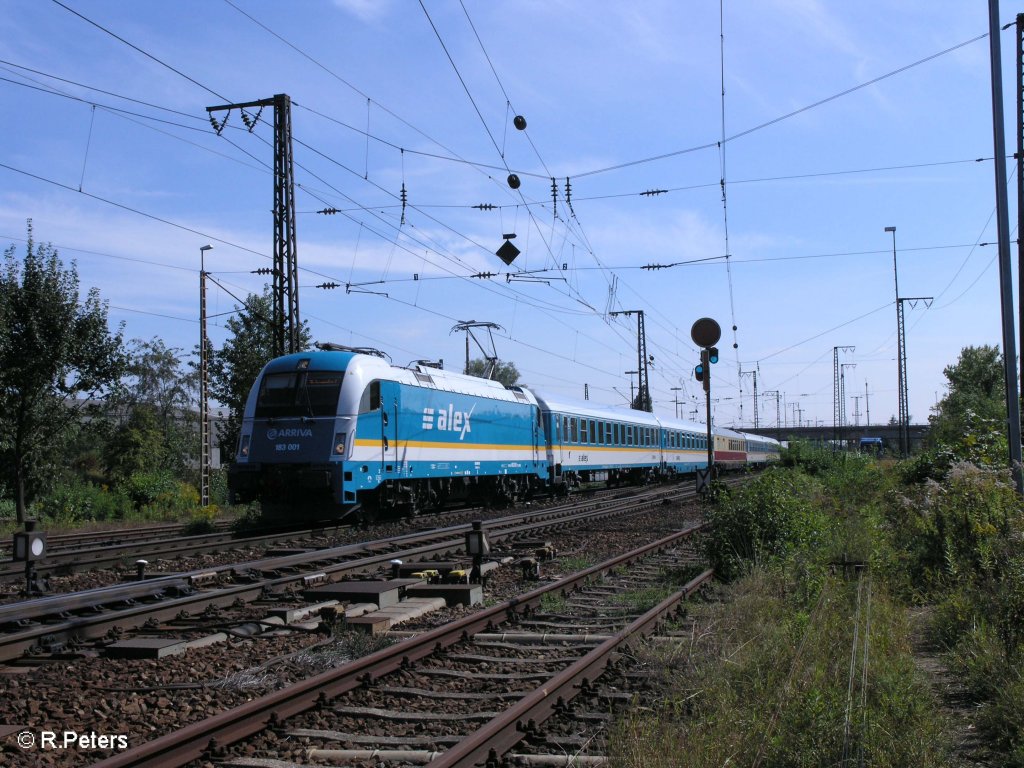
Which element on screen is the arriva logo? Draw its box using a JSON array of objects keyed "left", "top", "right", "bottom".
[
  {"left": 266, "top": 428, "right": 313, "bottom": 440},
  {"left": 422, "top": 404, "right": 474, "bottom": 440}
]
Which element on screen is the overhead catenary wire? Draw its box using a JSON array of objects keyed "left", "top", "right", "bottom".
[
  {"left": 717, "top": 0, "right": 743, "bottom": 418},
  {"left": 15, "top": 3, "right": 1006, "bottom": 427}
]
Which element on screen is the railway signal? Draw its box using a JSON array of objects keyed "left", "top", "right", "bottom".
[
  {"left": 691, "top": 318, "right": 722, "bottom": 495},
  {"left": 693, "top": 346, "right": 718, "bottom": 392},
  {"left": 12, "top": 519, "right": 46, "bottom": 594}
]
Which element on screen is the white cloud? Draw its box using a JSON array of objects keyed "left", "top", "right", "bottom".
[{"left": 331, "top": 0, "right": 391, "bottom": 24}]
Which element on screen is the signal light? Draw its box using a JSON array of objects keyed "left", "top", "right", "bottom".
[
  {"left": 708, "top": 346, "right": 719, "bottom": 364},
  {"left": 694, "top": 364, "right": 705, "bottom": 382}
]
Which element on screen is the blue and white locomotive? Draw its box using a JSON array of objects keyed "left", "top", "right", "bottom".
[
  {"left": 228, "top": 346, "right": 780, "bottom": 521},
  {"left": 228, "top": 348, "right": 547, "bottom": 519}
]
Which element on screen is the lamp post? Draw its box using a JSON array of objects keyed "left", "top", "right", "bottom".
[{"left": 199, "top": 244, "right": 213, "bottom": 508}]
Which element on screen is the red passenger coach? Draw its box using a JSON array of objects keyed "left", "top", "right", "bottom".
[{"left": 713, "top": 427, "right": 748, "bottom": 472}]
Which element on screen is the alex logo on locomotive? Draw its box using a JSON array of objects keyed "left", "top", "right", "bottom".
[{"left": 421, "top": 404, "right": 475, "bottom": 440}]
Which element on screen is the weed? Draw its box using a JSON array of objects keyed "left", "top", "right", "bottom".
[{"left": 540, "top": 591, "right": 570, "bottom": 614}]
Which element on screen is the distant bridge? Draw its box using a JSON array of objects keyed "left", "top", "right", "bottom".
[{"left": 741, "top": 423, "right": 931, "bottom": 453}]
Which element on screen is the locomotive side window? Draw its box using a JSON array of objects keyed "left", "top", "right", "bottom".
[
  {"left": 359, "top": 380, "right": 382, "bottom": 413},
  {"left": 255, "top": 371, "right": 344, "bottom": 418}
]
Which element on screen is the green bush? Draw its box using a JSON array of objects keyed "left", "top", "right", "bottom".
[
  {"left": 704, "top": 467, "right": 830, "bottom": 581},
  {"left": 30, "top": 479, "right": 132, "bottom": 523},
  {"left": 899, "top": 448, "right": 956, "bottom": 485},
  {"left": 182, "top": 506, "right": 218, "bottom": 535},
  {"left": 779, "top": 441, "right": 859, "bottom": 476},
  {"left": 979, "top": 666, "right": 1024, "bottom": 764},
  {"left": 884, "top": 463, "right": 1023, "bottom": 595},
  {"left": 97, "top": 469, "right": 198, "bottom": 522}
]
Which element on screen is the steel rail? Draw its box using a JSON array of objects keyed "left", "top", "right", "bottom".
[
  {"left": 431, "top": 568, "right": 715, "bottom": 768},
  {"left": 1, "top": 491, "right": 681, "bottom": 662},
  {"left": 89, "top": 523, "right": 706, "bottom": 768}
]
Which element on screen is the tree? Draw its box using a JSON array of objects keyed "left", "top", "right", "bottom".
[
  {"left": 929, "top": 345, "right": 1008, "bottom": 464},
  {"left": 464, "top": 358, "right": 520, "bottom": 388},
  {"left": 631, "top": 388, "right": 653, "bottom": 412},
  {"left": 207, "top": 288, "right": 311, "bottom": 462},
  {"left": 0, "top": 222, "right": 127, "bottom": 522},
  {"left": 105, "top": 338, "right": 197, "bottom": 478}
]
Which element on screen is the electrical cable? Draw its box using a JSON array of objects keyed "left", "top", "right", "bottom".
[
  {"left": 51, "top": 0, "right": 230, "bottom": 103},
  {"left": 574, "top": 29, "right": 992, "bottom": 180}
]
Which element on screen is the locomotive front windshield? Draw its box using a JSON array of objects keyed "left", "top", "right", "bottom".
[{"left": 254, "top": 371, "right": 344, "bottom": 418}]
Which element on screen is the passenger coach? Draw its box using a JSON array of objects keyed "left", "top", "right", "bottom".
[
  {"left": 713, "top": 426, "right": 748, "bottom": 471},
  {"left": 745, "top": 433, "right": 782, "bottom": 466},
  {"left": 658, "top": 415, "right": 711, "bottom": 476},
  {"left": 531, "top": 391, "right": 663, "bottom": 489}
]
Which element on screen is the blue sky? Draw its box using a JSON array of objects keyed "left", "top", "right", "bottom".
[{"left": 0, "top": 1, "right": 1015, "bottom": 430}]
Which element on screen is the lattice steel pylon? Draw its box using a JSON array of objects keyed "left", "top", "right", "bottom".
[
  {"left": 610, "top": 310, "right": 651, "bottom": 411},
  {"left": 208, "top": 94, "right": 299, "bottom": 358},
  {"left": 896, "top": 299, "right": 908, "bottom": 457},
  {"left": 833, "top": 346, "right": 854, "bottom": 448},
  {"left": 896, "top": 297, "right": 932, "bottom": 456}
]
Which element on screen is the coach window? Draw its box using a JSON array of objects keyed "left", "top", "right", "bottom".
[
  {"left": 571, "top": 418, "right": 578, "bottom": 443},
  {"left": 359, "top": 380, "right": 382, "bottom": 413},
  {"left": 563, "top": 416, "right": 569, "bottom": 444},
  {"left": 581, "top": 419, "right": 589, "bottom": 444},
  {"left": 590, "top": 421, "right": 597, "bottom": 444}
]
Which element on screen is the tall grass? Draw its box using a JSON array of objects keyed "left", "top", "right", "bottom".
[{"left": 609, "top": 449, "right": 951, "bottom": 766}]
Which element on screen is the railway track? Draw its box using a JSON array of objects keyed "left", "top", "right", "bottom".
[
  {"left": 0, "top": 522, "right": 334, "bottom": 582},
  {"left": 0, "top": 485, "right": 692, "bottom": 663},
  {"left": 93, "top": 525, "right": 712, "bottom": 768},
  {"left": 0, "top": 520, "right": 235, "bottom": 559},
  {"left": 0, "top": 485, "right": 665, "bottom": 583}
]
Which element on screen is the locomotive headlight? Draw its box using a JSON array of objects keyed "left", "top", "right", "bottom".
[
  {"left": 239, "top": 434, "right": 251, "bottom": 458},
  {"left": 333, "top": 432, "right": 347, "bottom": 456}
]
